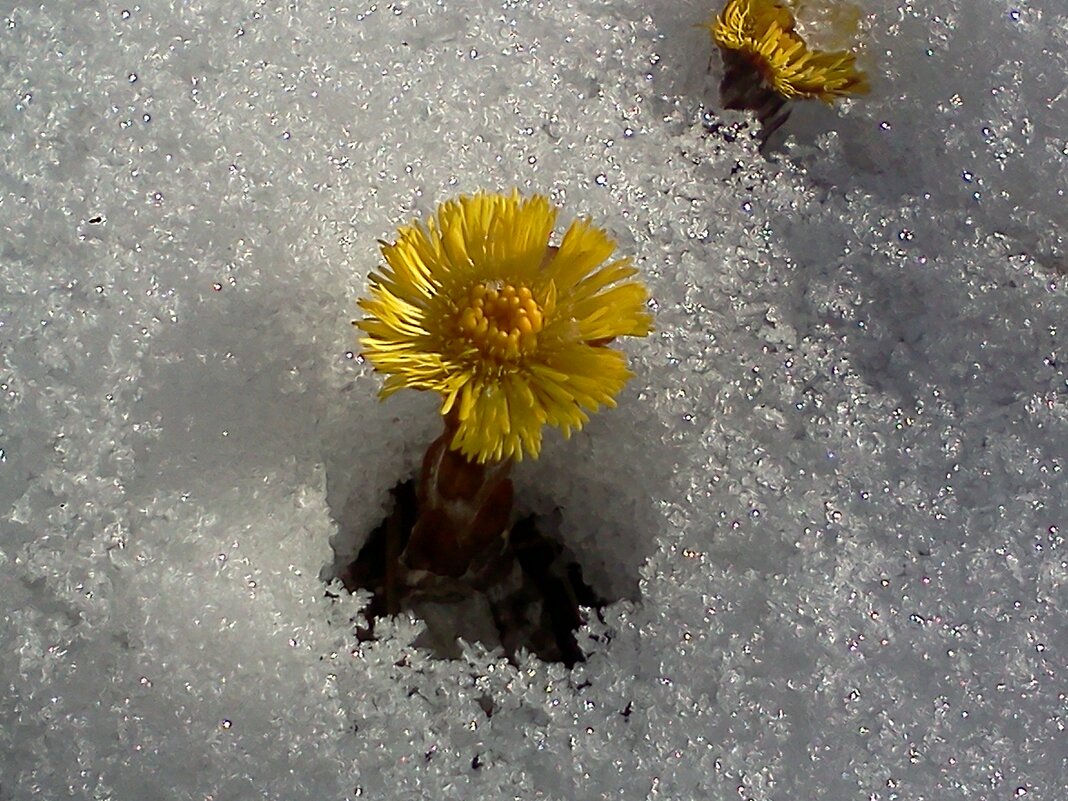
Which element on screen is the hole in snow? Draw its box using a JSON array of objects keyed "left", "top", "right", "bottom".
[{"left": 331, "top": 479, "right": 608, "bottom": 666}]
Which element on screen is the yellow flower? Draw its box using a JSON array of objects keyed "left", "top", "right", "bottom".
[
  {"left": 356, "top": 191, "right": 653, "bottom": 464},
  {"left": 706, "top": 0, "right": 869, "bottom": 102}
]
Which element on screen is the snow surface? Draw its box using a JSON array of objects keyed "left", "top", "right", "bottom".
[{"left": 2, "top": 0, "right": 1066, "bottom": 799}]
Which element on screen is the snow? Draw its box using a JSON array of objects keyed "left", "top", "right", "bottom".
[{"left": 1, "top": 0, "right": 1065, "bottom": 799}]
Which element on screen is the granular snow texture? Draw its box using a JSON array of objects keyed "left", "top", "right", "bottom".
[{"left": 1, "top": 1, "right": 1065, "bottom": 799}]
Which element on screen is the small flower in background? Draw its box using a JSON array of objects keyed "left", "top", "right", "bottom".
[
  {"left": 707, "top": 0, "right": 870, "bottom": 103},
  {"left": 357, "top": 190, "right": 652, "bottom": 465},
  {"left": 703, "top": 0, "right": 869, "bottom": 142}
]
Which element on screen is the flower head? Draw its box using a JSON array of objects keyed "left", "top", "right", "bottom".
[
  {"left": 357, "top": 191, "right": 652, "bottom": 464},
  {"left": 706, "top": 0, "right": 869, "bottom": 102}
]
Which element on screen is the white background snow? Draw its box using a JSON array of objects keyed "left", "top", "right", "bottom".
[{"left": 1, "top": 0, "right": 1066, "bottom": 798}]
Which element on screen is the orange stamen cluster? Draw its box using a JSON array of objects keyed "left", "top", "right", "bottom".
[{"left": 459, "top": 282, "right": 544, "bottom": 362}]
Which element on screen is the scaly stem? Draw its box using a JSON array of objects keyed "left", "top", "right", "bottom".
[{"left": 400, "top": 413, "right": 514, "bottom": 577}]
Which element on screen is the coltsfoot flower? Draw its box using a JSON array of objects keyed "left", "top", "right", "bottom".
[
  {"left": 706, "top": 0, "right": 869, "bottom": 102},
  {"left": 357, "top": 191, "right": 652, "bottom": 464}
]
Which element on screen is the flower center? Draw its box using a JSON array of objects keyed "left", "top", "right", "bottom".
[{"left": 458, "top": 281, "right": 544, "bottom": 361}]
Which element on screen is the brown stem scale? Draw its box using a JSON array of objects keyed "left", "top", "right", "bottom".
[{"left": 400, "top": 413, "right": 514, "bottom": 578}]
